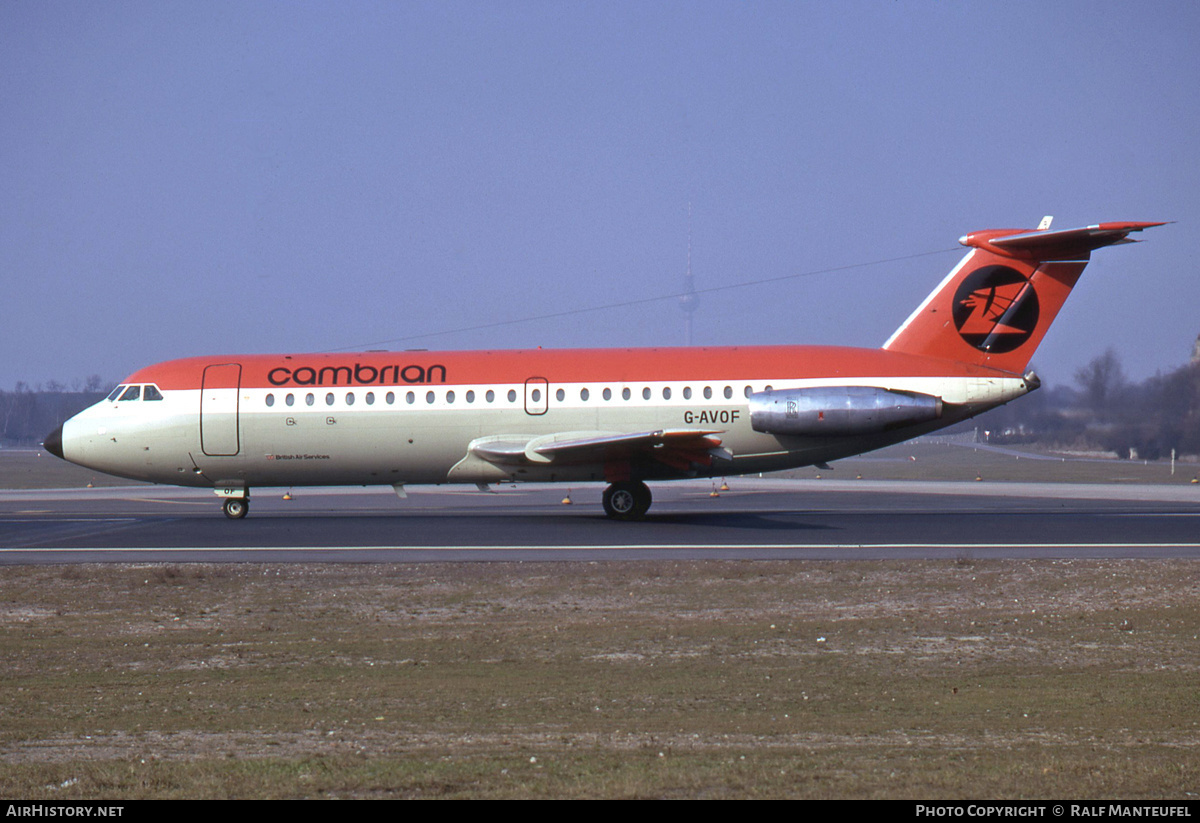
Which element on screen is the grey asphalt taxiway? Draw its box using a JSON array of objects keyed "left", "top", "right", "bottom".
[{"left": 3, "top": 478, "right": 1200, "bottom": 562}]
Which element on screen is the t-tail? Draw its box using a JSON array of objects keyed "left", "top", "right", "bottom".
[{"left": 883, "top": 219, "right": 1167, "bottom": 374}]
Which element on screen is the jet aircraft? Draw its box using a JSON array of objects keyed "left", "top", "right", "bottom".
[{"left": 44, "top": 219, "right": 1166, "bottom": 519}]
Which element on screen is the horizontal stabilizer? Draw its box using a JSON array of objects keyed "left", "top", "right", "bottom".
[{"left": 960, "top": 221, "right": 1168, "bottom": 260}]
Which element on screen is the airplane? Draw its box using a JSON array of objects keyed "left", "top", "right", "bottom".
[{"left": 43, "top": 218, "right": 1166, "bottom": 520}]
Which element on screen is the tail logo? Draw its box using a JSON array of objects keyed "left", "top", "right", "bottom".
[{"left": 952, "top": 265, "right": 1039, "bottom": 354}]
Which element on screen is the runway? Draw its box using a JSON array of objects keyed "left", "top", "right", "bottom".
[{"left": 3, "top": 478, "right": 1200, "bottom": 562}]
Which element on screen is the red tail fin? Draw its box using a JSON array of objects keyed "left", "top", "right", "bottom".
[{"left": 882, "top": 221, "right": 1166, "bottom": 373}]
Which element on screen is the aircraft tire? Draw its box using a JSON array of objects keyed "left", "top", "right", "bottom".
[
  {"left": 603, "top": 481, "right": 651, "bottom": 520},
  {"left": 223, "top": 498, "right": 249, "bottom": 519}
]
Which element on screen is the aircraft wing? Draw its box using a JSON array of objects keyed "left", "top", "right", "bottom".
[{"left": 470, "top": 428, "right": 731, "bottom": 472}]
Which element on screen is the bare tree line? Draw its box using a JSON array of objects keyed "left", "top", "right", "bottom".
[
  {"left": 1, "top": 377, "right": 113, "bottom": 445},
  {"left": 965, "top": 350, "right": 1200, "bottom": 459},
  {"left": 9, "top": 375, "right": 110, "bottom": 394}
]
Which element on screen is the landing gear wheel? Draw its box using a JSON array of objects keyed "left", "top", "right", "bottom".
[
  {"left": 603, "top": 481, "right": 651, "bottom": 520},
  {"left": 223, "top": 498, "right": 249, "bottom": 519}
]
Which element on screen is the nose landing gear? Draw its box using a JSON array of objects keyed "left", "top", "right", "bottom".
[{"left": 217, "top": 489, "right": 250, "bottom": 519}]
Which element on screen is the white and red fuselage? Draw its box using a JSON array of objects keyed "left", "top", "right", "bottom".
[{"left": 45, "top": 220, "right": 1165, "bottom": 518}]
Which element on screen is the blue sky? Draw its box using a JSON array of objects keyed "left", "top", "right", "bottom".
[{"left": 3, "top": 1, "right": 1196, "bottom": 390}]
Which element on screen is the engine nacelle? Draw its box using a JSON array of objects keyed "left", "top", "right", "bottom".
[{"left": 749, "top": 386, "right": 943, "bottom": 437}]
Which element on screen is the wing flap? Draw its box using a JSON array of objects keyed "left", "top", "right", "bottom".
[{"left": 468, "top": 428, "right": 729, "bottom": 471}]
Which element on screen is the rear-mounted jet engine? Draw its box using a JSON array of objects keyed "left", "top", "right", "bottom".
[{"left": 749, "top": 386, "right": 943, "bottom": 437}]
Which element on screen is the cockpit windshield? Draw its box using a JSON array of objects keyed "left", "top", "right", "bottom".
[{"left": 109, "top": 383, "right": 164, "bottom": 402}]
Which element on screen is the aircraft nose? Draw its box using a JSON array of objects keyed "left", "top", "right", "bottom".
[{"left": 44, "top": 425, "right": 64, "bottom": 460}]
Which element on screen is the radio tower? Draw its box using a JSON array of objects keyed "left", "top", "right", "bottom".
[{"left": 678, "top": 202, "right": 698, "bottom": 346}]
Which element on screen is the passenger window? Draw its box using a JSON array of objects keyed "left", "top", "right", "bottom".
[
  {"left": 119, "top": 386, "right": 141, "bottom": 402},
  {"left": 683, "top": 387, "right": 692, "bottom": 400},
  {"left": 703, "top": 386, "right": 712, "bottom": 399},
  {"left": 531, "top": 389, "right": 541, "bottom": 402},
  {"left": 286, "top": 393, "right": 295, "bottom": 406},
  {"left": 602, "top": 388, "right": 611, "bottom": 401},
  {"left": 366, "top": 392, "right": 375, "bottom": 405},
  {"left": 386, "top": 392, "right": 395, "bottom": 404},
  {"left": 325, "top": 393, "right": 335, "bottom": 406},
  {"left": 426, "top": 391, "right": 435, "bottom": 404},
  {"left": 507, "top": 389, "right": 517, "bottom": 402},
  {"left": 466, "top": 390, "right": 475, "bottom": 403},
  {"left": 405, "top": 392, "right": 414, "bottom": 404},
  {"left": 266, "top": 394, "right": 275, "bottom": 407},
  {"left": 663, "top": 387, "right": 672, "bottom": 400},
  {"left": 486, "top": 390, "right": 495, "bottom": 403},
  {"left": 143, "top": 385, "right": 164, "bottom": 401},
  {"left": 446, "top": 391, "right": 455, "bottom": 404},
  {"left": 724, "top": 386, "right": 733, "bottom": 399},
  {"left": 346, "top": 392, "right": 355, "bottom": 405},
  {"left": 580, "top": 388, "right": 590, "bottom": 401},
  {"left": 556, "top": 388, "right": 564, "bottom": 401},
  {"left": 306, "top": 393, "right": 315, "bottom": 406},
  {"left": 642, "top": 387, "right": 651, "bottom": 400},
  {"left": 622, "top": 387, "right": 631, "bottom": 401},
  {"left": 744, "top": 386, "right": 751, "bottom": 398}
]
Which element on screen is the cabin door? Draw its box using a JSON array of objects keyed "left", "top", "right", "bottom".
[{"left": 200, "top": 363, "right": 242, "bottom": 456}]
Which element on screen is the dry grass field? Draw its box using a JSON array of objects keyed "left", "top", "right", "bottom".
[{"left": 2, "top": 560, "right": 1199, "bottom": 799}]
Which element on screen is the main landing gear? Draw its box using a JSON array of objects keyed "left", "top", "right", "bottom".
[
  {"left": 222, "top": 496, "right": 249, "bottom": 519},
  {"left": 602, "top": 481, "right": 652, "bottom": 520}
]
